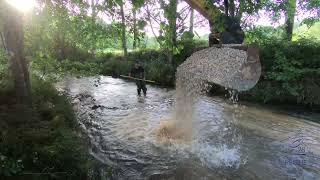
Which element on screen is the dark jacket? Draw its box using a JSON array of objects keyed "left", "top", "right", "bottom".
[{"left": 131, "top": 66, "right": 145, "bottom": 79}]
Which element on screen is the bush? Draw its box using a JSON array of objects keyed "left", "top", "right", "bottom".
[
  {"left": 101, "top": 59, "right": 133, "bottom": 77},
  {"left": 0, "top": 77, "right": 90, "bottom": 179},
  {"left": 30, "top": 39, "right": 205, "bottom": 87},
  {"left": 145, "top": 59, "right": 175, "bottom": 86},
  {"left": 31, "top": 56, "right": 103, "bottom": 80},
  {"left": 244, "top": 26, "right": 285, "bottom": 44},
  {"left": 242, "top": 38, "right": 320, "bottom": 106},
  {"left": 59, "top": 59, "right": 102, "bottom": 76},
  {"left": 100, "top": 50, "right": 176, "bottom": 86}
]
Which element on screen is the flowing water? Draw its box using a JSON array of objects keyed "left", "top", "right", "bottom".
[{"left": 57, "top": 76, "right": 320, "bottom": 180}]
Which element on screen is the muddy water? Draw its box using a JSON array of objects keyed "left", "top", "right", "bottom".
[{"left": 57, "top": 76, "right": 320, "bottom": 180}]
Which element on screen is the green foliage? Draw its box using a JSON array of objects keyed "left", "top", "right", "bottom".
[
  {"left": 0, "top": 49, "right": 10, "bottom": 89},
  {"left": 245, "top": 26, "right": 285, "bottom": 44},
  {"left": 101, "top": 50, "right": 175, "bottom": 85},
  {"left": 29, "top": 38, "right": 205, "bottom": 87},
  {"left": 145, "top": 59, "right": 175, "bottom": 86},
  {"left": 0, "top": 155, "right": 24, "bottom": 176},
  {"left": 31, "top": 56, "right": 103, "bottom": 80},
  {"left": 155, "top": 0, "right": 183, "bottom": 59},
  {"left": 300, "top": 0, "right": 320, "bottom": 27},
  {"left": 204, "top": 0, "right": 265, "bottom": 27},
  {"left": 132, "top": 0, "right": 145, "bottom": 9},
  {"left": 244, "top": 38, "right": 320, "bottom": 106},
  {"left": 301, "top": 17, "right": 320, "bottom": 28},
  {"left": 24, "top": 1, "right": 125, "bottom": 61},
  {"left": 100, "top": 41, "right": 202, "bottom": 86},
  {"left": 59, "top": 60, "right": 102, "bottom": 76},
  {"left": 264, "top": 0, "right": 320, "bottom": 39},
  {"left": 102, "top": 59, "right": 133, "bottom": 76},
  {"left": 0, "top": 77, "right": 90, "bottom": 179},
  {"left": 175, "top": 36, "right": 207, "bottom": 65},
  {"left": 35, "top": 130, "right": 88, "bottom": 178},
  {"left": 293, "top": 22, "right": 320, "bottom": 41}
]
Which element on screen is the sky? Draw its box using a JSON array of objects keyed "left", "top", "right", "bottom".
[
  {"left": 6, "top": 0, "right": 318, "bottom": 37},
  {"left": 108, "top": 1, "right": 318, "bottom": 37}
]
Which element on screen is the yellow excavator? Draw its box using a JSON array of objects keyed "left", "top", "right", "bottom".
[
  {"left": 183, "top": 0, "right": 261, "bottom": 91},
  {"left": 184, "top": 0, "right": 244, "bottom": 44}
]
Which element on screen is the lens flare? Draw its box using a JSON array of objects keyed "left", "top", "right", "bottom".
[{"left": 6, "top": 0, "right": 36, "bottom": 12}]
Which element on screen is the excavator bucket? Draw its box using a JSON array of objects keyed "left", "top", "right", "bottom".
[
  {"left": 181, "top": 0, "right": 261, "bottom": 91},
  {"left": 218, "top": 43, "right": 261, "bottom": 91},
  {"left": 180, "top": 43, "right": 261, "bottom": 92}
]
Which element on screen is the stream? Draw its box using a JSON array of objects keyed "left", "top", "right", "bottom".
[{"left": 57, "top": 76, "right": 320, "bottom": 180}]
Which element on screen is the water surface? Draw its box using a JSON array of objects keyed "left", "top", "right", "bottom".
[{"left": 57, "top": 76, "right": 320, "bottom": 180}]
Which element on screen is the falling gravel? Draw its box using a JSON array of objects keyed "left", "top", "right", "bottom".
[{"left": 158, "top": 46, "right": 256, "bottom": 140}]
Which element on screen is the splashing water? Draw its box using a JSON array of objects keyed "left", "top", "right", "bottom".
[{"left": 155, "top": 46, "right": 251, "bottom": 168}]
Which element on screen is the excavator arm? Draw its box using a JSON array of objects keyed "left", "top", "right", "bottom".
[
  {"left": 184, "top": 0, "right": 261, "bottom": 91},
  {"left": 184, "top": 0, "right": 244, "bottom": 44},
  {"left": 184, "top": 0, "right": 210, "bottom": 20},
  {"left": 184, "top": 0, "right": 221, "bottom": 22}
]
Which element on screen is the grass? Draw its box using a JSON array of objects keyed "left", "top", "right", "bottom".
[{"left": 0, "top": 77, "right": 91, "bottom": 179}]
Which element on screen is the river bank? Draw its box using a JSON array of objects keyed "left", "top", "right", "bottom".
[
  {"left": 30, "top": 39, "right": 320, "bottom": 108},
  {"left": 0, "top": 77, "right": 95, "bottom": 179},
  {"left": 208, "top": 85, "right": 320, "bottom": 116},
  {"left": 212, "top": 94, "right": 320, "bottom": 123}
]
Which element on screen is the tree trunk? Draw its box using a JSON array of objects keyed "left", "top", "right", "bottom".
[
  {"left": 91, "top": 0, "right": 97, "bottom": 21},
  {"left": 169, "top": 0, "right": 177, "bottom": 44},
  {"left": 189, "top": 8, "right": 194, "bottom": 33},
  {"left": 229, "top": 0, "right": 235, "bottom": 17},
  {"left": 1, "top": 32, "right": 7, "bottom": 51},
  {"left": 120, "top": 1, "right": 128, "bottom": 58},
  {"left": 284, "top": 0, "right": 296, "bottom": 41},
  {"left": 90, "top": 0, "right": 97, "bottom": 55},
  {"left": 237, "top": 0, "right": 245, "bottom": 19},
  {"left": 167, "top": 0, "right": 178, "bottom": 64},
  {"left": 224, "top": 0, "right": 229, "bottom": 16},
  {"left": 133, "top": 8, "right": 137, "bottom": 49},
  {"left": 3, "top": 6, "right": 30, "bottom": 99}
]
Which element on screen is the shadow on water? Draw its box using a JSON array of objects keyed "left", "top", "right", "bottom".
[{"left": 56, "top": 76, "right": 320, "bottom": 180}]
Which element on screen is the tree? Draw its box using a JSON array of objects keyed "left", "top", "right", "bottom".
[
  {"left": 189, "top": 8, "right": 194, "bottom": 33},
  {"left": 300, "top": 0, "right": 320, "bottom": 26},
  {"left": 160, "top": 0, "right": 178, "bottom": 64},
  {"left": 144, "top": 0, "right": 178, "bottom": 63},
  {"left": 119, "top": 0, "right": 128, "bottom": 58},
  {"left": 131, "top": 0, "right": 145, "bottom": 49},
  {"left": 133, "top": 7, "right": 138, "bottom": 49},
  {"left": 265, "top": 0, "right": 319, "bottom": 41},
  {"left": 23, "top": 0, "right": 119, "bottom": 60},
  {"left": 2, "top": 4, "right": 30, "bottom": 99},
  {"left": 144, "top": 0, "right": 196, "bottom": 63},
  {"left": 90, "top": 0, "right": 99, "bottom": 54},
  {"left": 184, "top": 0, "right": 264, "bottom": 44},
  {"left": 284, "top": 0, "right": 296, "bottom": 40},
  {"left": 265, "top": 0, "right": 296, "bottom": 41},
  {"left": 91, "top": 0, "right": 98, "bottom": 22},
  {"left": 145, "top": 0, "right": 179, "bottom": 63}
]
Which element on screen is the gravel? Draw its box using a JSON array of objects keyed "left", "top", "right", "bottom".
[{"left": 176, "top": 45, "right": 261, "bottom": 94}]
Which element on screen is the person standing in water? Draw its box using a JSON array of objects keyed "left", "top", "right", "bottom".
[{"left": 130, "top": 61, "right": 147, "bottom": 96}]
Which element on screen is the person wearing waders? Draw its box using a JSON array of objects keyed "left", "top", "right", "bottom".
[{"left": 130, "top": 61, "right": 147, "bottom": 96}]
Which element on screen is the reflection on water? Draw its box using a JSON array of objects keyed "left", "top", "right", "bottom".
[{"left": 57, "top": 76, "right": 320, "bottom": 180}]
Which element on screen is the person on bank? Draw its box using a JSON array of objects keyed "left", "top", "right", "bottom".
[{"left": 129, "top": 61, "right": 147, "bottom": 96}]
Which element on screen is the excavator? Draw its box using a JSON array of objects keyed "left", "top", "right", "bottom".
[{"left": 183, "top": 0, "right": 261, "bottom": 91}]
